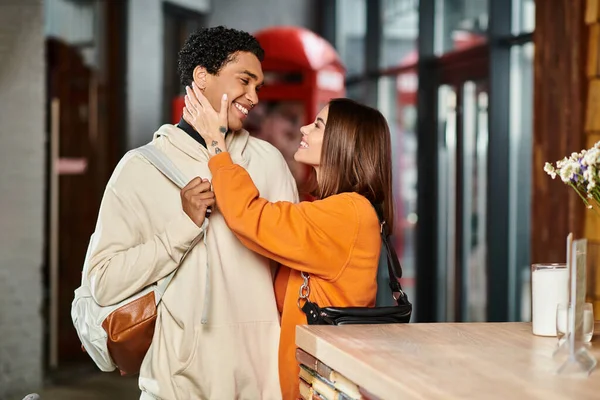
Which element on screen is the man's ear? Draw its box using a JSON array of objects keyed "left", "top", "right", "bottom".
[{"left": 192, "top": 66, "right": 208, "bottom": 90}]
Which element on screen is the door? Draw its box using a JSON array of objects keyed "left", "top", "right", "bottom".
[{"left": 46, "top": 38, "right": 101, "bottom": 367}]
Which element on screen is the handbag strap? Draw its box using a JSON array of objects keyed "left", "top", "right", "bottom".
[
  {"left": 371, "top": 203, "right": 406, "bottom": 300},
  {"left": 136, "top": 144, "right": 193, "bottom": 305},
  {"left": 297, "top": 200, "right": 407, "bottom": 308}
]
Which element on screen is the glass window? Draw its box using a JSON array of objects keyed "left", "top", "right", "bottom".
[
  {"left": 512, "top": 0, "right": 535, "bottom": 35},
  {"left": 345, "top": 81, "right": 370, "bottom": 102},
  {"left": 378, "top": 73, "right": 419, "bottom": 310},
  {"left": 436, "top": 80, "right": 489, "bottom": 322},
  {"left": 509, "top": 43, "right": 534, "bottom": 321},
  {"left": 435, "top": 0, "right": 488, "bottom": 55},
  {"left": 463, "top": 81, "right": 489, "bottom": 322},
  {"left": 437, "top": 85, "right": 458, "bottom": 321},
  {"left": 381, "top": 0, "right": 419, "bottom": 69},
  {"left": 244, "top": 101, "right": 310, "bottom": 197},
  {"left": 336, "top": 0, "right": 367, "bottom": 75}
]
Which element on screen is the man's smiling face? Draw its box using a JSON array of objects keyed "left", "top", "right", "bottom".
[{"left": 195, "top": 51, "right": 264, "bottom": 132}]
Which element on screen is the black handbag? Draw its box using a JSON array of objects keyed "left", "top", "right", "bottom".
[{"left": 299, "top": 203, "right": 413, "bottom": 325}]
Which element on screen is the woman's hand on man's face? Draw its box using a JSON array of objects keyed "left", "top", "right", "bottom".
[{"left": 183, "top": 83, "right": 229, "bottom": 156}]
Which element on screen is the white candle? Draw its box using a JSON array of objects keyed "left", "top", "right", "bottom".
[{"left": 531, "top": 264, "right": 569, "bottom": 336}]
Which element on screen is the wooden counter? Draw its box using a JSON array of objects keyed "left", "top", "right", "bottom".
[{"left": 296, "top": 322, "right": 600, "bottom": 400}]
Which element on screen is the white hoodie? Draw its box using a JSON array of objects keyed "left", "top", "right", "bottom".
[{"left": 86, "top": 124, "right": 299, "bottom": 399}]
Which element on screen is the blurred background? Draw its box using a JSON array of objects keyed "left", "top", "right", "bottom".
[{"left": 1, "top": 0, "right": 594, "bottom": 398}]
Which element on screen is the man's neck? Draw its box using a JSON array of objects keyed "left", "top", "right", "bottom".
[
  {"left": 177, "top": 117, "right": 233, "bottom": 149},
  {"left": 177, "top": 117, "right": 207, "bottom": 148}
]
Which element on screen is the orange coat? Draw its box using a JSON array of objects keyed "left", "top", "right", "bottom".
[{"left": 209, "top": 153, "right": 381, "bottom": 399}]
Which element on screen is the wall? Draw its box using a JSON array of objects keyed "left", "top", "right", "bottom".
[
  {"left": 532, "top": 0, "right": 586, "bottom": 264},
  {"left": 0, "top": 0, "right": 45, "bottom": 398},
  {"left": 208, "top": 0, "right": 317, "bottom": 34},
  {"left": 127, "top": 0, "right": 211, "bottom": 150},
  {"left": 44, "top": 0, "right": 98, "bottom": 67},
  {"left": 584, "top": 1, "right": 600, "bottom": 319}
]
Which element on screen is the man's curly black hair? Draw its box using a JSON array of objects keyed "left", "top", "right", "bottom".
[{"left": 177, "top": 26, "right": 265, "bottom": 87}]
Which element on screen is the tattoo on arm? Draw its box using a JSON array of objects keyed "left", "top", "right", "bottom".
[
  {"left": 219, "top": 126, "right": 227, "bottom": 135},
  {"left": 211, "top": 140, "right": 223, "bottom": 155}
]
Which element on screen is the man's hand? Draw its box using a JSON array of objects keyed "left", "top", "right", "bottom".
[{"left": 181, "top": 177, "right": 215, "bottom": 228}]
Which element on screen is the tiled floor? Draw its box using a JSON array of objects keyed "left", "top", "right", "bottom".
[{"left": 36, "top": 372, "right": 140, "bottom": 400}]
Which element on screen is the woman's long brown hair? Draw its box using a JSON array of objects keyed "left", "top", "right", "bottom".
[{"left": 315, "top": 98, "right": 395, "bottom": 233}]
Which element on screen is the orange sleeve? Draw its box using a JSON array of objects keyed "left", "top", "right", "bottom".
[{"left": 209, "top": 152, "right": 360, "bottom": 281}]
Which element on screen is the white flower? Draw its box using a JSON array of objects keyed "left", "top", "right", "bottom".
[
  {"left": 583, "top": 148, "right": 600, "bottom": 167},
  {"left": 559, "top": 160, "right": 581, "bottom": 183},
  {"left": 546, "top": 145, "right": 600, "bottom": 210},
  {"left": 584, "top": 165, "right": 598, "bottom": 192},
  {"left": 588, "top": 180, "right": 596, "bottom": 192},
  {"left": 544, "top": 162, "right": 557, "bottom": 179},
  {"left": 557, "top": 157, "right": 569, "bottom": 169}
]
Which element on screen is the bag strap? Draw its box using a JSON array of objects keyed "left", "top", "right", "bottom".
[
  {"left": 136, "top": 144, "right": 189, "bottom": 189},
  {"left": 135, "top": 144, "right": 199, "bottom": 304},
  {"left": 371, "top": 203, "right": 406, "bottom": 300}
]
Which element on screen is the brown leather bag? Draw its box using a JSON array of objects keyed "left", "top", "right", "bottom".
[
  {"left": 102, "top": 291, "right": 160, "bottom": 375},
  {"left": 77, "top": 270, "right": 178, "bottom": 375}
]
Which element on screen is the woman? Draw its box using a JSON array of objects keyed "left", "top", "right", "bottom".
[{"left": 183, "top": 84, "right": 394, "bottom": 399}]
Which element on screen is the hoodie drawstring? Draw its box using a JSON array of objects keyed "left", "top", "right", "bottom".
[{"left": 200, "top": 226, "right": 210, "bottom": 325}]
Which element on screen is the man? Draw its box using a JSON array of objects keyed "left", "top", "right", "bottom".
[{"left": 86, "top": 26, "right": 298, "bottom": 399}]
